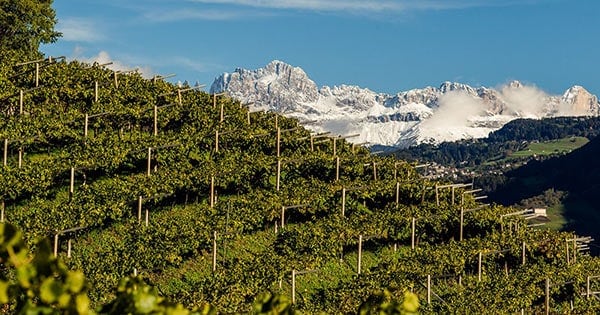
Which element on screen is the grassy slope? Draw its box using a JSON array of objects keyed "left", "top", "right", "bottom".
[{"left": 510, "top": 137, "right": 589, "bottom": 158}]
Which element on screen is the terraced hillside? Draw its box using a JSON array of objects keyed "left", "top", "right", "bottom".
[{"left": 1, "top": 59, "right": 600, "bottom": 314}]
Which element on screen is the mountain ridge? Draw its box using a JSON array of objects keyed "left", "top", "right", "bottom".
[{"left": 210, "top": 60, "right": 599, "bottom": 148}]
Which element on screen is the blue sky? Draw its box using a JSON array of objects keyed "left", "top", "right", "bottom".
[{"left": 42, "top": 0, "right": 600, "bottom": 95}]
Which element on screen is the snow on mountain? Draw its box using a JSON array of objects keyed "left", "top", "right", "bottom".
[{"left": 210, "top": 60, "right": 600, "bottom": 148}]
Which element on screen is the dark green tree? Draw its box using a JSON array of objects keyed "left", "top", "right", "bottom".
[{"left": 0, "top": 0, "right": 61, "bottom": 61}]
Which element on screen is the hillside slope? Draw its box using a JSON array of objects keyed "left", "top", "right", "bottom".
[{"left": 489, "top": 136, "right": 600, "bottom": 244}]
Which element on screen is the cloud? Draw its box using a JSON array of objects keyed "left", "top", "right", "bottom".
[
  {"left": 56, "top": 18, "right": 105, "bottom": 42},
  {"left": 422, "top": 90, "right": 486, "bottom": 129},
  {"left": 170, "top": 57, "right": 226, "bottom": 74},
  {"left": 71, "top": 49, "right": 154, "bottom": 78},
  {"left": 142, "top": 8, "right": 251, "bottom": 22},
  {"left": 185, "top": 0, "right": 535, "bottom": 13},
  {"left": 497, "top": 82, "right": 549, "bottom": 117}
]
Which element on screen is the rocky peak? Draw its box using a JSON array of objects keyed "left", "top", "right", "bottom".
[{"left": 562, "top": 85, "right": 599, "bottom": 115}]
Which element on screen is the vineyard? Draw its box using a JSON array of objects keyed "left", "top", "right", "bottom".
[{"left": 1, "top": 57, "right": 600, "bottom": 314}]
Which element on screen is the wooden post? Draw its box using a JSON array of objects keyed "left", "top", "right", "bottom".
[
  {"left": 573, "top": 238, "right": 577, "bottom": 263},
  {"left": 460, "top": 208, "right": 464, "bottom": 241},
  {"left": 342, "top": 188, "right": 346, "bottom": 217},
  {"left": 212, "top": 231, "right": 217, "bottom": 271},
  {"left": 1, "top": 200, "right": 4, "bottom": 222},
  {"left": 94, "top": 81, "right": 98, "bottom": 103},
  {"left": 566, "top": 238, "right": 570, "bottom": 265},
  {"left": 53, "top": 234, "right": 58, "bottom": 257},
  {"left": 310, "top": 135, "right": 314, "bottom": 151},
  {"left": 18, "top": 147, "right": 22, "bottom": 169},
  {"left": 395, "top": 182, "right": 400, "bottom": 209},
  {"left": 291, "top": 270, "right": 296, "bottom": 304},
  {"left": 215, "top": 130, "right": 219, "bottom": 152},
  {"left": 113, "top": 71, "right": 118, "bottom": 88},
  {"left": 247, "top": 111, "right": 251, "bottom": 125},
  {"left": 411, "top": 217, "right": 416, "bottom": 249},
  {"left": 357, "top": 235, "right": 362, "bottom": 275},
  {"left": 394, "top": 164, "right": 398, "bottom": 180},
  {"left": 147, "top": 147, "right": 152, "bottom": 176},
  {"left": 84, "top": 114, "right": 89, "bottom": 138},
  {"left": 220, "top": 103, "right": 224, "bottom": 122},
  {"left": 213, "top": 93, "right": 216, "bottom": 108},
  {"left": 210, "top": 176, "right": 215, "bottom": 208},
  {"left": 3, "top": 139, "right": 7, "bottom": 166},
  {"left": 153, "top": 105, "right": 158, "bottom": 136},
  {"left": 19, "top": 90, "right": 23, "bottom": 114},
  {"left": 336, "top": 157, "right": 340, "bottom": 181},
  {"left": 138, "top": 196, "right": 142, "bottom": 222},
  {"left": 281, "top": 206, "right": 285, "bottom": 229},
  {"left": 276, "top": 127, "right": 281, "bottom": 157},
  {"left": 178, "top": 89, "right": 182, "bottom": 105},
  {"left": 478, "top": 252, "right": 482, "bottom": 281},
  {"left": 435, "top": 186, "right": 439, "bottom": 206},
  {"left": 145, "top": 209, "right": 149, "bottom": 226},
  {"left": 333, "top": 138, "right": 337, "bottom": 156},
  {"left": 522, "top": 242, "right": 526, "bottom": 265},
  {"left": 373, "top": 162, "right": 377, "bottom": 181},
  {"left": 35, "top": 63, "right": 39, "bottom": 87},
  {"left": 67, "top": 239, "right": 72, "bottom": 258},
  {"left": 69, "top": 167, "right": 75, "bottom": 201},
  {"left": 545, "top": 278, "right": 550, "bottom": 315},
  {"left": 427, "top": 274, "right": 432, "bottom": 304},
  {"left": 275, "top": 115, "right": 278, "bottom": 129},
  {"left": 587, "top": 276, "right": 591, "bottom": 299},
  {"left": 276, "top": 160, "right": 281, "bottom": 191}
]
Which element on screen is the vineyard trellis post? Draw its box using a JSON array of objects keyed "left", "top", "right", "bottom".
[
  {"left": 3, "top": 139, "right": 7, "bottom": 166},
  {"left": 336, "top": 157, "right": 340, "bottom": 181},
  {"left": 210, "top": 176, "right": 215, "bottom": 208},
  {"left": 358, "top": 235, "right": 363, "bottom": 274},
  {"left": 213, "top": 231, "right": 217, "bottom": 271},
  {"left": 291, "top": 269, "right": 317, "bottom": 304},
  {"left": 138, "top": 196, "right": 143, "bottom": 222},
  {"left": 427, "top": 274, "right": 432, "bottom": 304},
  {"left": 545, "top": 278, "right": 550, "bottom": 315},
  {"left": 411, "top": 217, "right": 416, "bottom": 249},
  {"left": 0, "top": 200, "right": 4, "bottom": 222},
  {"left": 18, "top": 147, "right": 22, "bottom": 168},
  {"left": 147, "top": 147, "right": 152, "bottom": 176},
  {"left": 69, "top": 167, "right": 75, "bottom": 201}
]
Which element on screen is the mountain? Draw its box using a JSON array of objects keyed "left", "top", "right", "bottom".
[{"left": 210, "top": 60, "right": 600, "bottom": 148}]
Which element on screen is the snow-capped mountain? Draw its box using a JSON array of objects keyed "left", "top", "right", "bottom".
[{"left": 210, "top": 60, "right": 599, "bottom": 148}]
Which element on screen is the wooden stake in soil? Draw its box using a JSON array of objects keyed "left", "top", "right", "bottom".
[
  {"left": 522, "top": 242, "right": 526, "bottom": 265},
  {"left": 94, "top": 81, "right": 99, "bottom": 103},
  {"left": 212, "top": 231, "right": 217, "bottom": 271},
  {"left": 291, "top": 270, "right": 296, "bottom": 304},
  {"left": 276, "top": 127, "right": 281, "bottom": 157},
  {"left": 69, "top": 167, "right": 75, "bottom": 201},
  {"left": 459, "top": 208, "right": 464, "bottom": 241},
  {"left": 3, "top": 139, "right": 7, "bottom": 167},
  {"left": 84, "top": 114, "right": 89, "bottom": 138},
  {"left": 357, "top": 235, "right": 363, "bottom": 275},
  {"left": 210, "top": 176, "right": 215, "bottom": 208},
  {"left": 147, "top": 147, "right": 152, "bottom": 176},
  {"left": 19, "top": 90, "right": 23, "bottom": 114},
  {"left": 396, "top": 182, "right": 400, "bottom": 208},
  {"left": 145, "top": 209, "right": 149, "bottom": 227},
  {"left": 153, "top": 105, "right": 158, "bottom": 136},
  {"left": 545, "top": 278, "right": 550, "bottom": 315},
  {"left": 67, "top": 239, "right": 72, "bottom": 258},
  {"left": 53, "top": 234, "right": 59, "bottom": 257},
  {"left": 335, "top": 157, "right": 340, "bottom": 181},
  {"left": 411, "top": 217, "right": 416, "bottom": 249},
  {"left": 276, "top": 160, "right": 281, "bottom": 191},
  {"left": 478, "top": 252, "right": 483, "bottom": 281},
  {"left": 427, "top": 274, "right": 432, "bottom": 304},
  {"left": 18, "top": 147, "right": 22, "bottom": 168},
  {"left": 215, "top": 130, "right": 219, "bottom": 152},
  {"left": 138, "top": 196, "right": 142, "bottom": 222},
  {"left": 1, "top": 200, "right": 4, "bottom": 222},
  {"left": 341, "top": 188, "right": 346, "bottom": 217}
]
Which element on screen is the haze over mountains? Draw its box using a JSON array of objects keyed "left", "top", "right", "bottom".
[{"left": 210, "top": 60, "right": 599, "bottom": 148}]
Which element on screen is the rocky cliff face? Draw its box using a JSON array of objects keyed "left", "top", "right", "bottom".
[{"left": 210, "top": 60, "right": 600, "bottom": 148}]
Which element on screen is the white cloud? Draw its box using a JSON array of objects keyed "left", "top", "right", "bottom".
[
  {"left": 71, "top": 49, "right": 154, "bottom": 78},
  {"left": 57, "top": 18, "right": 105, "bottom": 42},
  {"left": 422, "top": 90, "right": 486, "bottom": 129},
  {"left": 185, "top": 0, "right": 534, "bottom": 13},
  {"left": 142, "top": 8, "right": 248, "bottom": 22}
]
